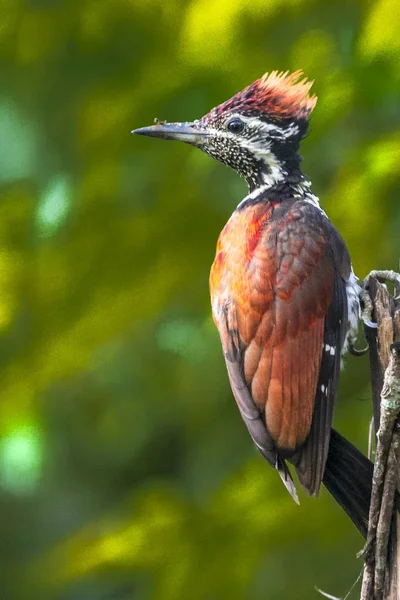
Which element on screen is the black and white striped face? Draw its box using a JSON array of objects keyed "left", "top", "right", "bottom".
[
  {"left": 194, "top": 112, "right": 308, "bottom": 190},
  {"left": 133, "top": 71, "right": 316, "bottom": 191}
]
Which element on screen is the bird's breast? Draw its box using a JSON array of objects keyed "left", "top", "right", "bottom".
[{"left": 210, "top": 203, "right": 277, "bottom": 334}]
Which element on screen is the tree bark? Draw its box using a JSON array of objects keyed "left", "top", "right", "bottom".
[{"left": 360, "top": 272, "right": 400, "bottom": 600}]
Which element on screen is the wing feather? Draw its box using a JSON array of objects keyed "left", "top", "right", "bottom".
[
  {"left": 293, "top": 270, "right": 348, "bottom": 495},
  {"left": 210, "top": 200, "right": 351, "bottom": 497}
]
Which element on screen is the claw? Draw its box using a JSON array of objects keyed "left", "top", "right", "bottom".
[
  {"left": 359, "top": 286, "right": 377, "bottom": 329},
  {"left": 364, "top": 270, "right": 400, "bottom": 299}
]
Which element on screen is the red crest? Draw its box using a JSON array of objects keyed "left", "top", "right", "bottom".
[{"left": 210, "top": 70, "right": 317, "bottom": 121}]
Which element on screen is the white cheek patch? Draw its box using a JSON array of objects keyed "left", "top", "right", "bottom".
[{"left": 239, "top": 138, "right": 285, "bottom": 186}]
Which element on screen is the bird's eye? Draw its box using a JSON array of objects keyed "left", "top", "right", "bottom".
[{"left": 226, "top": 118, "right": 244, "bottom": 134}]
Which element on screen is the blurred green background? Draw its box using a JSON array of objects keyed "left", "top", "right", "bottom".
[{"left": 0, "top": 0, "right": 399, "bottom": 598}]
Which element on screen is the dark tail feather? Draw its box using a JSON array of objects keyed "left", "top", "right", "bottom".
[{"left": 323, "top": 428, "right": 373, "bottom": 539}]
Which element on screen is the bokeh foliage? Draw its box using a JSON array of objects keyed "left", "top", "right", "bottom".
[{"left": 0, "top": 0, "right": 400, "bottom": 598}]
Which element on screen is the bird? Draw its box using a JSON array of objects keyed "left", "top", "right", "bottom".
[{"left": 133, "top": 70, "right": 373, "bottom": 538}]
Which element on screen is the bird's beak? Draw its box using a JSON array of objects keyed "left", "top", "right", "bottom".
[{"left": 132, "top": 121, "right": 209, "bottom": 145}]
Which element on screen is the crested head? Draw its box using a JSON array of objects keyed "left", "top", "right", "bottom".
[
  {"left": 207, "top": 70, "right": 317, "bottom": 123},
  {"left": 133, "top": 69, "right": 317, "bottom": 193},
  {"left": 193, "top": 70, "right": 316, "bottom": 190}
]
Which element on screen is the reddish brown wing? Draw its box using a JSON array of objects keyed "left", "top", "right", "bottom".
[
  {"left": 210, "top": 200, "right": 344, "bottom": 495},
  {"left": 293, "top": 268, "right": 348, "bottom": 495}
]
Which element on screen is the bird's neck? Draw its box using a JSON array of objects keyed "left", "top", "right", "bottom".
[
  {"left": 238, "top": 163, "right": 318, "bottom": 211},
  {"left": 246, "top": 149, "right": 304, "bottom": 193}
]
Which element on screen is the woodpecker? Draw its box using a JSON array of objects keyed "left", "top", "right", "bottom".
[{"left": 133, "top": 71, "right": 373, "bottom": 537}]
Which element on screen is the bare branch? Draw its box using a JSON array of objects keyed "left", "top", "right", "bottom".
[{"left": 360, "top": 273, "right": 400, "bottom": 600}]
